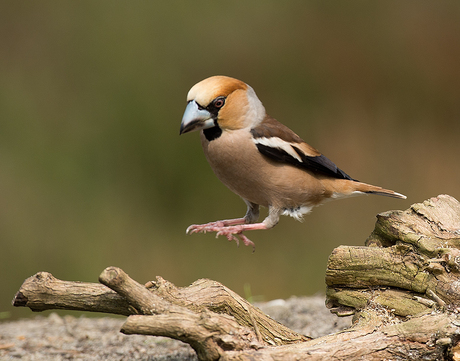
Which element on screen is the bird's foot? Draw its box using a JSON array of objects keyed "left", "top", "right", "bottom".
[
  {"left": 187, "top": 223, "right": 254, "bottom": 249},
  {"left": 186, "top": 222, "right": 268, "bottom": 251},
  {"left": 186, "top": 218, "right": 247, "bottom": 235}
]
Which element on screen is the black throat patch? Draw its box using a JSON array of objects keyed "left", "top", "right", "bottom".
[{"left": 203, "top": 124, "right": 222, "bottom": 141}]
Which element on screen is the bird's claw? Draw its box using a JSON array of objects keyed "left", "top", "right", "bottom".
[{"left": 186, "top": 225, "right": 200, "bottom": 235}]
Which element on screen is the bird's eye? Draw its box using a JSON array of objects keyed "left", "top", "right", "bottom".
[{"left": 213, "top": 97, "right": 225, "bottom": 109}]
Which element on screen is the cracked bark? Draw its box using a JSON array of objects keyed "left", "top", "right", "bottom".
[{"left": 12, "top": 195, "right": 460, "bottom": 360}]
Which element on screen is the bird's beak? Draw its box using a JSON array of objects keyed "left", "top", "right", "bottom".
[{"left": 180, "top": 100, "right": 215, "bottom": 135}]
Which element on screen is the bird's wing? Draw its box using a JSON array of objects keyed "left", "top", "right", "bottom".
[{"left": 251, "top": 116, "right": 355, "bottom": 180}]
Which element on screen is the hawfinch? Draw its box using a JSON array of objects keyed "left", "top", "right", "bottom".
[{"left": 180, "top": 76, "right": 406, "bottom": 249}]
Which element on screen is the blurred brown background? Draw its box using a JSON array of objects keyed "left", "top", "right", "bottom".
[{"left": 1, "top": 1, "right": 459, "bottom": 320}]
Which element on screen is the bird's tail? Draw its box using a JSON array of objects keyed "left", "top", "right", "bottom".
[{"left": 353, "top": 181, "right": 407, "bottom": 199}]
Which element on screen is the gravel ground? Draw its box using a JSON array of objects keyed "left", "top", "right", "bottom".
[{"left": 0, "top": 295, "right": 352, "bottom": 360}]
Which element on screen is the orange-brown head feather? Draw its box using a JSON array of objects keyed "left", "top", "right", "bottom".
[
  {"left": 187, "top": 76, "right": 266, "bottom": 131},
  {"left": 187, "top": 76, "right": 247, "bottom": 105}
]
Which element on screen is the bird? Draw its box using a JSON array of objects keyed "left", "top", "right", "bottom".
[{"left": 180, "top": 75, "right": 406, "bottom": 249}]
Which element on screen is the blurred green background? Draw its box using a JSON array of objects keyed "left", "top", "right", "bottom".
[{"left": 1, "top": 1, "right": 460, "bottom": 320}]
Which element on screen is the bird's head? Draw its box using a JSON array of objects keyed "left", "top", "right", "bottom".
[{"left": 180, "top": 76, "right": 266, "bottom": 135}]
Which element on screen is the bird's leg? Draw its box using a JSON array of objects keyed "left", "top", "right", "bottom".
[
  {"left": 213, "top": 208, "right": 279, "bottom": 247},
  {"left": 186, "top": 202, "right": 259, "bottom": 235},
  {"left": 187, "top": 205, "right": 281, "bottom": 251}
]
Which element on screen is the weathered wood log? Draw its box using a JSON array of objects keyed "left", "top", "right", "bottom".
[
  {"left": 12, "top": 195, "right": 460, "bottom": 360},
  {"left": 12, "top": 267, "right": 310, "bottom": 360},
  {"left": 13, "top": 267, "right": 460, "bottom": 360},
  {"left": 13, "top": 268, "right": 307, "bottom": 347},
  {"left": 326, "top": 194, "right": 460, "bottom": 317}
]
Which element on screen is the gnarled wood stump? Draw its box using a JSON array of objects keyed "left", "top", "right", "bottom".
[
  {"left": 12, "top": 195, "right": 460, "bottom": 360},
  {"left": 326, "top": 194, "right": 460, "bottom": 317}
]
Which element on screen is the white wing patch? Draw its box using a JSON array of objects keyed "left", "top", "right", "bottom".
[{"left": 253, "top": 137, "right": 302, "bottom": 162}]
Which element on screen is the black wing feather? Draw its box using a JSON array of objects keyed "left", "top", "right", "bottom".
[{"left": 255, "top": 143, "right": 356, "bottom": 181}]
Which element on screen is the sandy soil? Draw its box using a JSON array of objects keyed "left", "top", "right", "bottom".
[{"left": 0, "top": 295, "right": 352, "bottom": 360}]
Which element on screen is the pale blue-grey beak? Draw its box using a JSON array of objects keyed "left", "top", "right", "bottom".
[{"left": 180, "top": 100, "right": 215, "bottom": 135}]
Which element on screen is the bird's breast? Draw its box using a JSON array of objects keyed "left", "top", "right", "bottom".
[{"left": 200, "top": 129, "right": 327, "bottom": 209}]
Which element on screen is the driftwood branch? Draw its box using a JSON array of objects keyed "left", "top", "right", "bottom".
[
  {"left": 12, "top": 271, "right": 134, "bottom": 315},
  {"left": 12, "top": 195, "right": 460, "bottom": 360},
  {"left": 13, "top": 267, "right": 307, "bottom": 360}
]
